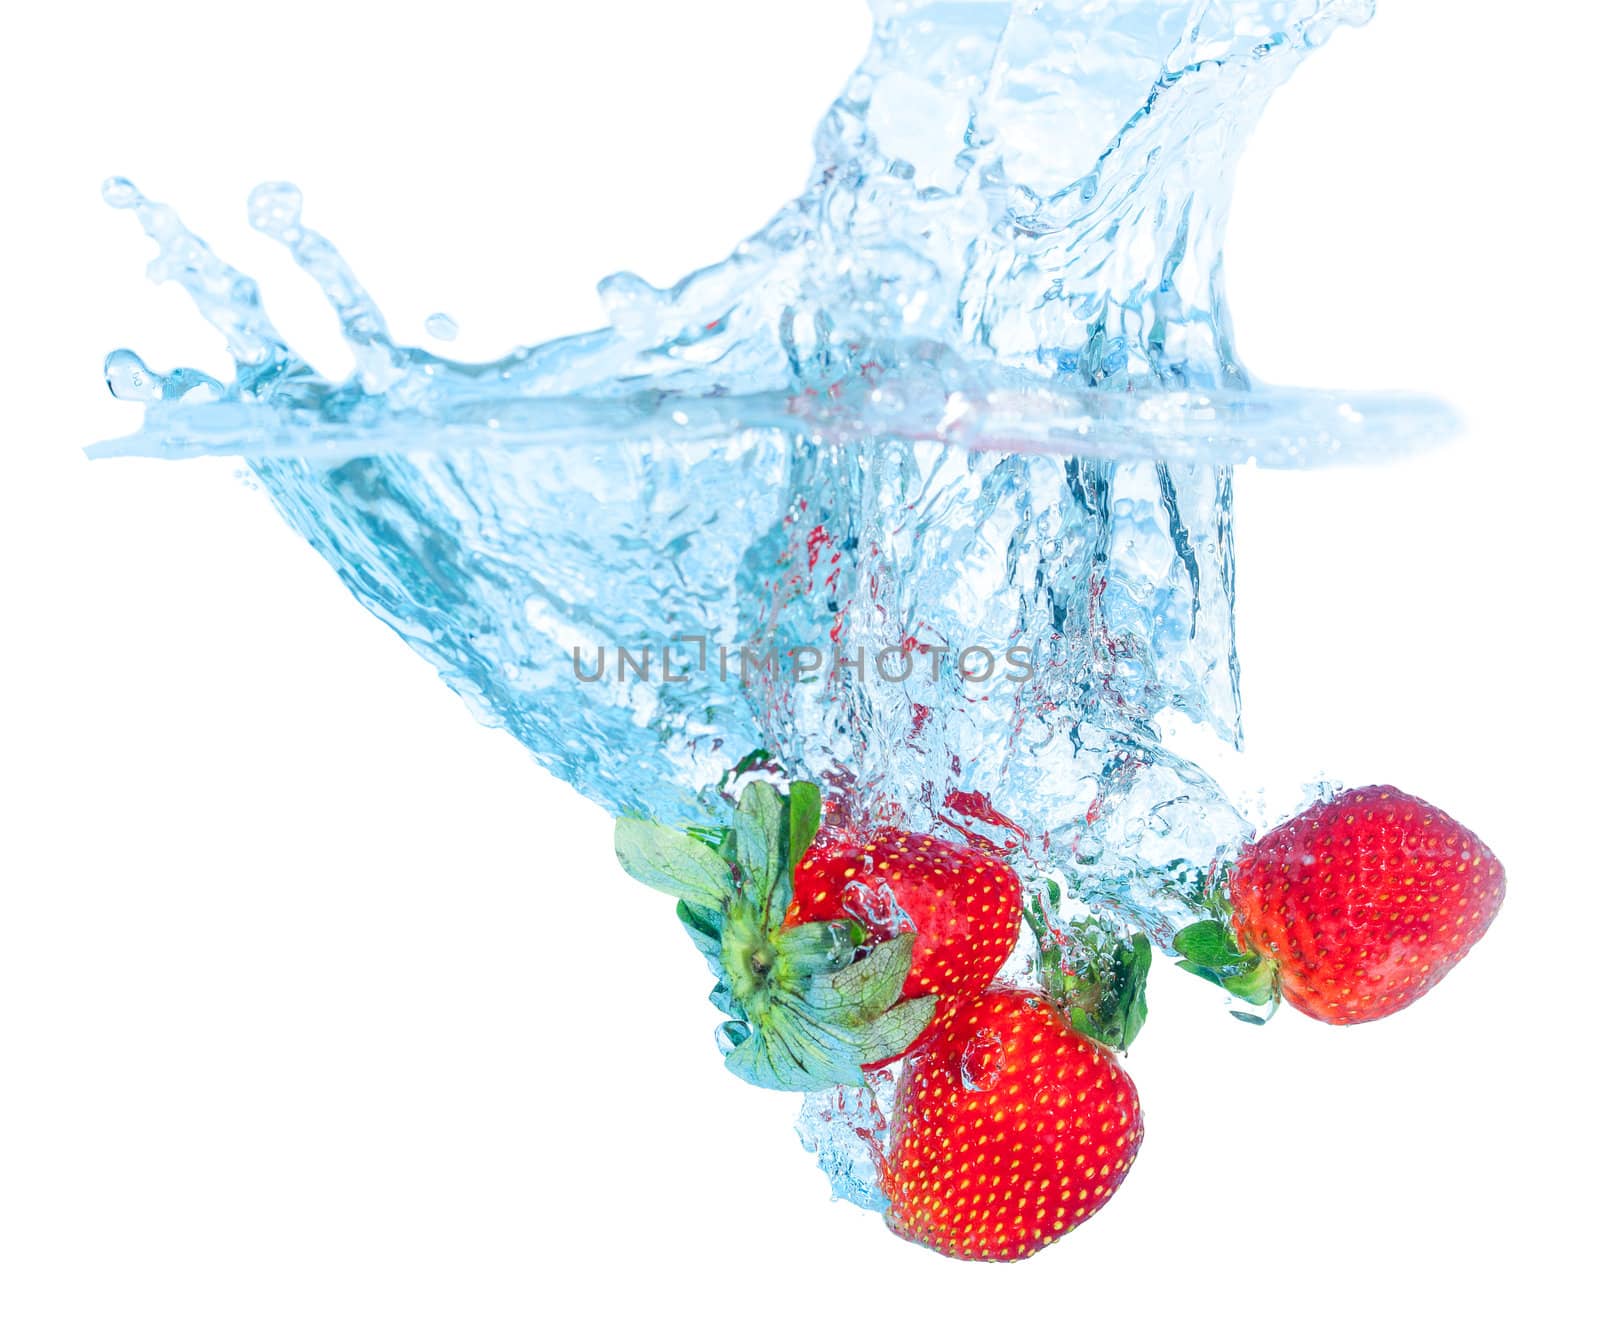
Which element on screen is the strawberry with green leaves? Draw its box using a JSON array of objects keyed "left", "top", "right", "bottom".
[
  {"left": 614, "top": 780, "right": 937, "bottom": 1091},
  {"left": 785, "top": 828, "right": 1023, "bottom": 1048},
  {"left": 884, "top": 987, "right": 1144, "bottom": 1261},
  {"left": 1176, "top": 785, "right": 1506, "bottom": 1025}
]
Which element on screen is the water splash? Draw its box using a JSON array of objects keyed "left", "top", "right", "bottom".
[
  {"left": 93, "top": 2, "right": 1451, "bottom": 466},
  {"left": 798, "top": 1074, "right": 898, "bottom": 1213},
  {"left": 92, "top": 0, "right": 1451, "bottom": 1208}
]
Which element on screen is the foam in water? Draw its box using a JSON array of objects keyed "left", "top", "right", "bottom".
[{"left": 92, "top": 0, "right": 1452, "bottom": 1209}]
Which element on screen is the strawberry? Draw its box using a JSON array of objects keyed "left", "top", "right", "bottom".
[
  {"left": 1177, "top": 785, "right": 1506, "bottom": 1024},
  {"left": 614, "top": 779, "right": 938, "bottom": 1091},
  {"left": 787, "top": 828, "right": 1023, "bottom": 1051},
  {"left": 884, "top": 988, "right": 1144, "bottom": 1261}
]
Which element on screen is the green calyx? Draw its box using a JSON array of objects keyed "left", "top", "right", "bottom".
[
  {"left": 1027, "top": 895, "right": 1152, "bottom": 1052},
  {"left": 613, "top": 779, "right": 935, "bottom": 1091},
  {"left": 1172, "top": 914, "right": 1281, "bottom": 1024}
]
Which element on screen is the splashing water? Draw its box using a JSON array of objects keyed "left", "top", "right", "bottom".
[
  {"left": 799, "top": 1074, "right": 899, "bottom": 1213},
  {"left": 93, "top": 0, "right": 1451, "bottom": 1207}
]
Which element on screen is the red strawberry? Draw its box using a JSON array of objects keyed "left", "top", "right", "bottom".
[
  {"left": 787, "top": 828, "right": 1022, "bottom": 1051},
  {"left": 884, "top": 988, "right": 1144, "bottom": 1261},
  {"left": 1225, "top": 785, "right": 1506, "bottom": 1024}
]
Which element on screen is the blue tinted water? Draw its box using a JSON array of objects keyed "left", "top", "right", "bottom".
[{"left": 92, "top": 0, "right": 1451, "bottom": 1207}]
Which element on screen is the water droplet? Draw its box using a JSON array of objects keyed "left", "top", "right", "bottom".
[
  {"left": 101, "top": 177, "right": 141, "bottom": 209},
  {"left": 960, "top": 1028, "right": 1005, "bottom": 1092},
  {"left": 104, "top": 349, "right": 161, "bottom": 401},
  {"left": 247, "top": 181, "right": 304, "bottom": 238},
  {"left": 424, "top": 312, "right": 459, "bottom": 342},
  {"left": 816, "top": 922, "right": 858, "bottom": 969},
  {"left": 714, "top": 1020, "right": 751, "bottom": 1056}
]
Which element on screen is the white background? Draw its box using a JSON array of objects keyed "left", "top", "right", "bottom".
[{"left": 3, "top": 1, "right": 1595, "bottom": 1313}]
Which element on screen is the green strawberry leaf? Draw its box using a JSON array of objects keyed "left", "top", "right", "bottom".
[
  {"left": 676, "top": 899, "right": 725, "bottom": 969},
  {"left": 1172, "top": 919, "right": 1247, "bottom": 969},
  {"left": 778, "top": 990, "right": 935, "bottom": 1077},
  {"left": 842, "top": 995, "right": 937, "bottom": 1065},
  {"left": 1115, "top": 933, "right": 1152, "bottom": 1048},
  {"left": 773, "top": 997, "right": 869, "bottom": 1059},
  {"left": 714, "top": 930, "right": 934, "bottom": 1091},
  {"left": 723, "top": 1019, "right": 825, "bottom": 1090},
  {"left": 686, "top": 824, "right": 731, "bottom": 853},
  {"left": 614, "top": 818, "right": 732, "bottom": 909},
  {"left": 1176, "top": 959, "right": 1228, "bottom": 988},
  {"left": 804, "top": 931, "right": 917, "bottom": 1025},
  {"left": 773, "top": 918, "right": 860, "bottom": 977},
  {"left": 733, "top": 780, "right": 787, "bottom": 914},
  {"left": 1175, "top": 921, "right": 1279, "bottom": 1016},
  {"left": 1033, "top": 909, "right": 1152, "bottom": 1053},
  {"left": 787, "top": 779, "right": 822, "bottom": 878},
  {"left": 1220, "top": 957, "right": 1279, "bottom": 1007},
  {"left": 726, "top": 997, "right": 875, "bottom": 1090}
]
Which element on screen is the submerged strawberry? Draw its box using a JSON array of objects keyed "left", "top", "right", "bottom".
[
  {"left": 787, "top": 828, "right": 1023, "bottom": 1050},
  {"left": 1177, "top": 785, "right": 1506, "bottom": 1025},
  {"left": 614, "top": 780, "right": 936, "bottom": 1091},
  {"left": 884, "top": 988, "right": 1144, "bottom": 1262}
]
